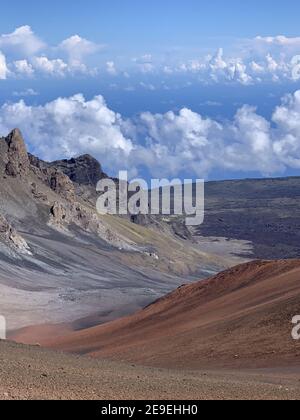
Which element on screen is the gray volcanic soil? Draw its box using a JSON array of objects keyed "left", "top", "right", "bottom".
[{"left": 1, "top": 225, "right": 222, "bottom": 331}]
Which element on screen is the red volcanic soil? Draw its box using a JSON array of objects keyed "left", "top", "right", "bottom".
[{"left": 12, "top": 260, "right": 300, "bottom": 370}]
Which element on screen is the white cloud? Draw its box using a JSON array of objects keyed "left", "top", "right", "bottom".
[
  {"left": 13, "top": 59, "right": 35, "bottom": 76},
  {"left": 12, "top": 88, "right": 39, "bottom": 97},
  {"left": 133, "top": 108, "right": 223, "bottom": 176},
  {"left": 0, "top": 26, "right": 45, "bottom": 57},
  {"left": 0, "top": 26, "right": 300, "bottom": 84},
  {"left": 249, "top": 61, "right": 265, "bottom": 74},
  {"left": 255, "top": 35, "right": 300, "bottom": 47},
  {"left": 106, "top": 61, "right": 117, "bottom": 75},
  {"left": 0, "top": 27, "right": 103, "bottom": 78},
  {"left": 1, "top": 89, "right": 300, "bottom": 178},
  {"left": 0, "top": 94, "right": 133, "bottom": 169},
  {"left": 174, "top": 45, "right": 300, "bottom": 85},
  {"left": 272, "top": 91, "right": 300, "bottom": 168},
  {"left": 0, "top": 51, "right": 8, "bottom": 79},
  {"left": 209, "top": 48, "right": 227, "bottom": 71},
  {"left": 133, "top": 54, "right": 156, "bottom": 74},
  {"left": 33, "top": 56, "right": 68, "bottom": 77},
  {"left": 59, "top": 35, "right": 102, "bottom": 66},
  {"left": 131, "top": 91, "right": 300, "bottom": 177},
  {"left": 176, "top": 49, "right": 253, "bottom": 85}
]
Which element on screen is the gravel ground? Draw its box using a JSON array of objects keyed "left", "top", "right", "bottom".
[{"left": 1, "top": 341, "right": 300, "bottom": 400}]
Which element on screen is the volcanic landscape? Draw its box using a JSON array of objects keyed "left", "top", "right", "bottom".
[{"left": 1, "top": 129, "right": 300, "bottom": 400}]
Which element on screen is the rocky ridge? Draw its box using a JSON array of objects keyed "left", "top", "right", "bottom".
[{"left": 0, "top": 129, "right": 137, "bottom": 252}]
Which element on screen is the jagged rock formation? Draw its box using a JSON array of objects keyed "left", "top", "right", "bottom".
[
  {"left": 50, "top": 155, "right": 107, "bottom": 187},
  {"left": 29, "top": 154, "right": 76, "bottom": 202},
  {"left": 4, "top": 129, "right": 30, "bottom": 177}
]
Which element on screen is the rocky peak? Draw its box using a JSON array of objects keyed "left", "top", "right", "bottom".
[
  {"left": 4, "top": 129, "right": 30, "bottom": 177},
  {"left": 50, "top": 154, "right": 107, "bottom": 186}
]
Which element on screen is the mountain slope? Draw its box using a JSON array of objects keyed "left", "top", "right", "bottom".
[
  {"left": 44, "top": 260, "right": 300, "bottom": 369},
  {"left": 0, "top": 129, "right": 228, "bottom": 331}
]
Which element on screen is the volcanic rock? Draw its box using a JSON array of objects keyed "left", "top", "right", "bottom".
[
  {"left": 0, "top": 213, "right": 31, "bottom": 254},
  {"left": 4, "top": 129, "right": 30, "bottom": 177},
  {"left": 50, "top": 155, "right": 107, "bottom": 186}
]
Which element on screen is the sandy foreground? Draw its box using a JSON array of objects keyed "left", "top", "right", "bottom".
[{"left": 0, "top": 340, "right": 299, "bottom": 400}]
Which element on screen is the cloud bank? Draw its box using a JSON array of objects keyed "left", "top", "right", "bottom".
[
  {"left": 1, "top": 91, "right": 300, "bottom": 178},
  {"left": 1, "top": 26, "right": 300, "bottom": 84}
]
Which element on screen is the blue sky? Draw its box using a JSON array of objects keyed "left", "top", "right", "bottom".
[
  {"left": 1, "top": 1, "right": 300, "bottom": 180},
  {"left": 2, "top": 0, "right": 300, "bottom": 45}
]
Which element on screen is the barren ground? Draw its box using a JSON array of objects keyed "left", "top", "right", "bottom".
[{"left": 1, "top": 340, "right": 300, "bottom": 400}]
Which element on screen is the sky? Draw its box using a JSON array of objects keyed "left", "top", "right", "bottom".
[{"left": 1, "top": 0, "right": 300, "bottom": 180}]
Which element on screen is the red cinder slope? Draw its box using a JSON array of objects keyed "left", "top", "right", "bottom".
[{"left": 44, "top": 260, "right": 300, "bottom": 369}]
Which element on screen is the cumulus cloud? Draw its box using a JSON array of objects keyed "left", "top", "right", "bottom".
[
  {"left": 0, "top": 26, "right": 300, "bottom": 84},
  {"left": 209, "top": 49, "right": 253, "bottom": 85},
  {"left": 272, "top": 91, "right": 300, "bottom": 168},
  {"left": 134, "top": 91, "right": 300, "bottom": 176},
  {"left": 0, "top": 26, "right": 45, "bottom": 57},
  {"left": 32, "top": 56, "right": 68, "bottom": 77},
  {"left": 58, "top": 35, "right": 103, "bottom": 67},
  {"left": 0, "top": 51, "right": 8, "bottom": 79},
  {"left": 133, "top": 108, "right": 223, "bottom": 175},
  {"left": 175, "top": 49, "right": 254, "bottom": 85},
  {"left": 0, "top": 94, "right": 133, "bottom": 170},
  {"left": 1, "top": 92, "right": 300, "bottom": 178},
  {"left": 175, "top": 45, "right": 300, "bottom": 85},
  {"left": 0, "top": 27, "right": 104, "bottom": 78},
  {"left": 13, "top": 59, "right": 35, "bottom": 76}
]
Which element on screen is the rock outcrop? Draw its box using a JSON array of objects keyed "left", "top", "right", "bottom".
[
  {"left": 0, "top": 214, "right": 31, "bottom": 254},
  {"left": 48, "top": 169, "right": 76, "bottom": 202},
  {"left": 49, "top": 201, "right": 136, "bottom": 250},
  {"left": 4, "top": 129, "right": 30, "bottom": 177},
  {"left": 0, "top": 129, "right": 159, "bottom": 252},
  {"left": 50, "top": 155, "right": 107, "bottom": 186},
  {"left": 28, "top": 154, "right": 76, "bottom": 202}
]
